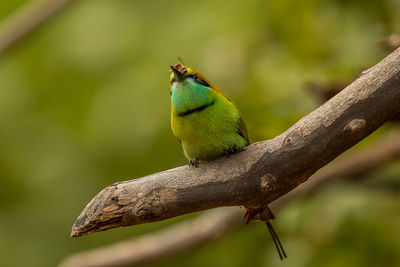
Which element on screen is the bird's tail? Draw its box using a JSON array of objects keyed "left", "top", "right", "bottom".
[{"left": 266, "top": 220, "right": 287, "bottom": 260}]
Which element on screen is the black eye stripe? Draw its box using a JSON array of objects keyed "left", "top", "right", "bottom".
[
  {"left": 186, "top": 74, "right": 210, "bottom": 87},
  {"left": 171, "top": 73, "right": 210, "bottom": 87},
  {"left": 195, "top": 79, "right": 210, "bottom": 87},
  {"left": 185, "top": 74, "right": 196, "bottom": 79}
]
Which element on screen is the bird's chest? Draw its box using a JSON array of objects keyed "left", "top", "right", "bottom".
[
  {"left": 172, "top": 99, "right": 238, "bottom": 143},
  {"left": 171, "top": 85, "right": 213, "bottom": 116}
]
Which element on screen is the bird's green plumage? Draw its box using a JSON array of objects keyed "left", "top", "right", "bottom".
[
  {"left": 169, "top": 65, "right": 285, "bottom": 259},
  {"left": 170, "top": 64, "right": 249, "bottom": 163}
]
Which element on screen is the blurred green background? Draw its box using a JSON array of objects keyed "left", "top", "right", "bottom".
[{"left": 1, "top": 0, "right": 400, "bottom": 266}]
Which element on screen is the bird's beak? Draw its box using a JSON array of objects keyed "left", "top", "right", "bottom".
[{"left": 170, "top": 65, "right": 186, "bottom": 82}]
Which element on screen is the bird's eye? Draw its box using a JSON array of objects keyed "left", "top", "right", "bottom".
[{"left": 190, "top": 74, "right": 210, "bottom": 87}]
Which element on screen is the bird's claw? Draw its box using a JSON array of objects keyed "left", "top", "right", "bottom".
[
  {"left": 189, "top": 159, "right": 199, "bottom": 168},
  {"left": 225, "top": 145, "right": 239, "bottom": 157}
]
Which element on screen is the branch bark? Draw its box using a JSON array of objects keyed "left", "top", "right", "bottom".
[
  {"left": 61, "top": 127, "right": 400, "bottom": 267},
  {"left": 71, "top": 48, "right": 400, "bottom": 238},
  {"left": 271, "top": 126, "right": 400, "bottom": 209},
  {"left": 62, "top": 208, "right": 243, "bottom": 267}
]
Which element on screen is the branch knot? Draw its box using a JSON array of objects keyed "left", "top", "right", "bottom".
[{"left": 344, "top": 119, "right": 366, "bottom": 133}]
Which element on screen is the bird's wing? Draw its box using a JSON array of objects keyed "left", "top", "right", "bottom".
[
  {"left": 212, "top": 86, "right": 249, "bottom": 144},
  {"left": 212, "top": 86, "right": 233, "bottom": 102},
  {"left": 237, "top": 111, "right": 250, "bottom": 144},
  {"left": 170, "top": 102, "right": 182, "bottom": 144}
]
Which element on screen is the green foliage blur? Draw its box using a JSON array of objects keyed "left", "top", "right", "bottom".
[{"left": 1, "top": 0, "right": 400, "bottom": 266}]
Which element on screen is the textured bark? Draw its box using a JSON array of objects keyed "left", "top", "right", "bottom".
[
  {"left": 272, "top": 127, "right": 400, "bottom": 209},
  {"left": 61, "top": 127, "right": 400, "bottom": 267},
  {"left": 62, "top": 208, "right": 243, "bottom": 267},
  {"left": 71, "top": 48, "right": 400, "bottom": 238}
]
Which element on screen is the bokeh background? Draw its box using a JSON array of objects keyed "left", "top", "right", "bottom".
[{"left": 1, "top": 0, "right": 400, "bottom": 266}]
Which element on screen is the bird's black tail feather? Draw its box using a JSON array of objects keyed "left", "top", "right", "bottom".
[{"left": 266, "top": 221, "right": 287, "bottom": 260}]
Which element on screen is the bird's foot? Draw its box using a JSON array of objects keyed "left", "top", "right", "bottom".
[
  {"left": 189, "top": 159, "right": 199, "bottom": 168},
  {"left": 225, "top": 145, "right": 239, "bottom": 157}
]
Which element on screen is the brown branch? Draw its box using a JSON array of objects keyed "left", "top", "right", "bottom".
[
  {"left": 307, "top": 80, "right": 400, "bottom": 122},
  {"left": 271, "top": 126, "right": 400, "bottom": 209},
  {"left": 61, "top": 127, "right": 400, "bottom": 267},
  {"left": 61, "top": 208, "right": 243, "bottom": 267},
  {"left": 378, "top": 34, "right": 400, "bottom": 53},
  {"left": 0, "top": 0, "right": 76, "bottom": 56},
  {"left": 307, "top": 79, "right": 400, "bottom": 122},
  {"left": 71, "top": 48, "right": 400, "bottom": 238}
]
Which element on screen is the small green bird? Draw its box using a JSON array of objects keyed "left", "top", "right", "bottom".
[
  {"left": 169, "top": 62, "right": 287, "bottom": 260},
  {"left": 169, "top": 63, "right": 249, "bottom": 167}
]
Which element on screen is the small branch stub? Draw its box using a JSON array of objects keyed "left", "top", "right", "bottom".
[{"left": 344, "top": 119, "right": 366, "bottom": 133}]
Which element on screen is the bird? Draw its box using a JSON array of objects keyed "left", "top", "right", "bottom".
[
  {"left": 169, "top": 63, "right": 249, "bottom": 167},
  {"left": 169, "top": 62, "right": 287, "bottom": 260}
]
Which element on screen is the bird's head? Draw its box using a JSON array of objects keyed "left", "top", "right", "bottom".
[
  {"left": 169, "top": 62, "right": 232, "bottom": 109},
  {"left": 169, "top": 63, "right": 219, "bottom": 115},
  {"left": 169, "top": 64, "right": 212, "bottom": 89}
]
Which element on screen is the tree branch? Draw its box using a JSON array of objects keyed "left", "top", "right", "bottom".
[
  {"left": 62, "top": 208, "right": 243, "bottom": 267},
  {"left": 0, "top": 0, "right": 76, "bottom": 56},
  {"left": 271, "top": 126, "right": 400, "bottom": 209},
  {"left": 61, "top": 127, "right": 400, "bottom": 267},
  {"left": 71, "top": 48, "right": 400, "bottom": 238}
]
